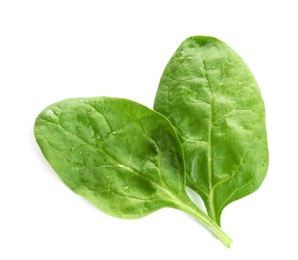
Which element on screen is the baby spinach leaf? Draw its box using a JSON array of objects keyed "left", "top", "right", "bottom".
[
  {"left": 34, "top": 97, "right": 232, "bottom": 247},
  {"left": 154, "top": 36, "right": 269, "bottom": 225}
]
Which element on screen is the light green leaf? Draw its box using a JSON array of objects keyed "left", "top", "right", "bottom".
[
  {"left": 34, "top": 97, "right": 232, "bottom": 247},
  {"left": 154, "top": 36, "right": 269, "bottom": 225}
]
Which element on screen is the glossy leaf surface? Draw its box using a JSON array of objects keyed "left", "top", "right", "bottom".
[
  {"left": 35, "top": 97, "right": 232, "bottom": 246},
  {"left": 154, "top": 36, "right": 269, "bottom": 225},
  {"left": 35, "top": 97, "right": 189, "bottom": 218}
]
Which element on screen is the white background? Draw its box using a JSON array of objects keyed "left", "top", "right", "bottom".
[{"left": 1, "top": 0, "right": 297, "bottom": 259}]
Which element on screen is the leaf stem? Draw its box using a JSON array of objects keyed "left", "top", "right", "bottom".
[{"left": 177, "top": 197, "right": 232, "bottom": 248}]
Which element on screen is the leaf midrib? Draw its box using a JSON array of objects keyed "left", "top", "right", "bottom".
[
  {"left": 202, "top": 59, "right": 216, "bottom": 220},
  {"left": 38, "top": 115, "right": 182, "bottom": 205}
]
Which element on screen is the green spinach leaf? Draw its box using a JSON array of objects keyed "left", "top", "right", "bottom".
[
  {"left": 34, "top": 97, "right": 232, "bottom": 246},
  {"left": 154, "top": 36, "right": 269, "bottom": 225}
]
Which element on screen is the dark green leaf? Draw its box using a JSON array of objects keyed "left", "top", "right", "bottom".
[
  {"left": 154, "top": 36, "right": 269, "bottom": 225},
  {"left": 34, "top": 97, "right": 232, "bottom": 246}
]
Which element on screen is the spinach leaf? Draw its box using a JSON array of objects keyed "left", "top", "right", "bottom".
[
  {"left": 154, "top": 36, "right": 269, "bottom": 225},
  {"left": 34, "top": 97, "right": 232, "bottom": 247}
]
